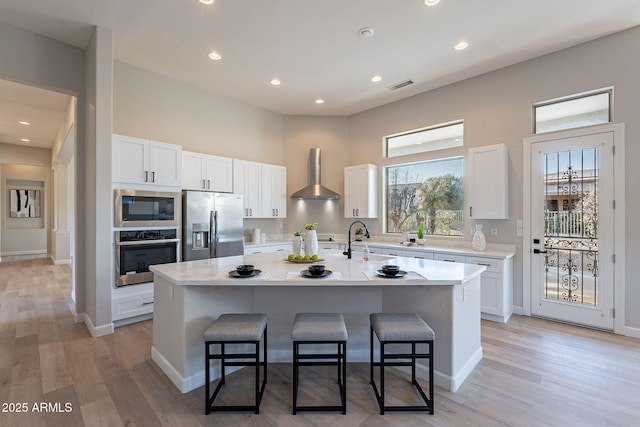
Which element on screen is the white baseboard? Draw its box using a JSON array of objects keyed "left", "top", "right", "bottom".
[
  {"left": 84, "top": 314, "right": 114, "bottom": 337},
  {"left": 52, "top": 257, "right": 72, "bottom": 265},
  {"left": 623, "top": 325, "right": 640, "bottom": 339},
  {"left": 512, "top": 305, "right": 524, "bottom": 316}
]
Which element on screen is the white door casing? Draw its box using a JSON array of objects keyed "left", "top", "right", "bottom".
[{"left": 523, "top": 123, "right": 625, "bottom": 333}]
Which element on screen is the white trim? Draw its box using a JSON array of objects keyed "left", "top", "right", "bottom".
[
  {"left": 84, "top": 314, "right": 114, "bottom": 337},
  {"left": 523, "top": 123, "right": 626, "bottom": 335},
  {"left": 622, "top": 325, "right": 640, "bottom": 340}
]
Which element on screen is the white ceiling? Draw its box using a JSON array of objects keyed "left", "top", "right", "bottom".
[{"left": 1, "top": 0, "right": 639, "bottom": 149}]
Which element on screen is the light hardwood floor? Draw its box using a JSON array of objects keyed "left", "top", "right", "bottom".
[{"left": 1, "top": 258, "right": 639, "bottom": 426}]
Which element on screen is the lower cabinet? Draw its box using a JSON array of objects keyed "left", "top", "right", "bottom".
[
  {"left": 244, "top": 243, "right": 292, "bottom": 255},
  {"left": 112, "top": 284, "right": 154, "bottom": 323},
  {"left": 465, "top": 256, "right": 513, "bottom": 323}
]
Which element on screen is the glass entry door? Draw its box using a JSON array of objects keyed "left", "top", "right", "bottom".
[{"left": 530, "top": 131, "right": 614, "bottom": 330}]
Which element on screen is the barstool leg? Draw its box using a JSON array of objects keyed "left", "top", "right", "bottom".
[
  {"left": 292, "top": 342, "right": 298, "bottom": 415},
  {"left": 379, "top": 340, "right": 385, "bottom": 415},
  {"left": 205, "top": 343, "right": 210, "bottom": 415}
]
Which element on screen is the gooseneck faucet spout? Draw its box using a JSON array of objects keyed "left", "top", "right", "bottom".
[{"left": 344, "top": 220, "right": 371, "bottom": 259}]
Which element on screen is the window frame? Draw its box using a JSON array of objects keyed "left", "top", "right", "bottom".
[
  {"left": 383, "top": 119, "right": 464, "bottom": 158},
  {"left": 532, "top": 87, "right": 613, "bottom": 134}
]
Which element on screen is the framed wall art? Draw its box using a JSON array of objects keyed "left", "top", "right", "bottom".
[{"left": 9, "top": 189, "right": 41, "bottom": 218}]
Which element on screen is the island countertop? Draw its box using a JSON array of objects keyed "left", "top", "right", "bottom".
[
  {"left": 150, "top": 250, "right": 486, "bottom": 286},
  {"left": 150, "top": 249, "right": 486, "bottom": 394}
]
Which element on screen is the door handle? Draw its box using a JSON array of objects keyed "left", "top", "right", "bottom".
[{"left": 533, "top": 248, "right": 547, "bottom": 254}]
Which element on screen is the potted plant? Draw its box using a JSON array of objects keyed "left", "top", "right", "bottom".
[
  {"left": 417, "top": 223, "right": 425, "bottom": 245},
  {"left": 355, "top": 227, "right": 364, "bottom": 241}
]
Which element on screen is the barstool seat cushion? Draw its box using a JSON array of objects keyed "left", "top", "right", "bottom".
[
  {"left": 370, "top": 313, "right": 435, "bottom": 341},
  {"left": 292, "top": 313, "right": 348, "bottom": 341},
  {"left": 203, "top": 313, "right": 267, "bottom": 342}
]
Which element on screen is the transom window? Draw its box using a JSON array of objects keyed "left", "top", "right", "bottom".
[
  {"left": 533, "top": 88, "right": 612, "bottom": 134},
  {"left": 385, "top": 120, "right": 463, "bottom": 158},
  {"left": 385, "top": 157, "right": 464, "bottom": 235}
]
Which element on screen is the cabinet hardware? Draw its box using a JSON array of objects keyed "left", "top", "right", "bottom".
[
  {"left": 142, "top": 301, "right": 154, "bottom": 306},
  {"left": 151, "top": 171, "right": 155, "bottom": 182},
  {"left": 202, "top": 179, "right": 206, "bottom": 189},
  {"left": 478, "top": 262, "right": 491, "bottom": 266},
  {"left": 145, "top": 171, "right": 149, "bottom": 182},
  {"left": 207, "top": 179, "right": 211, "bottom": 189},
  {"left": 533, "top": 249, "right": 547, "bottom": 254}
]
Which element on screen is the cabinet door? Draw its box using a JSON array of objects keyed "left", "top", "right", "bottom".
[
  {"left": 149, "top": 141, "right": 181, "bottom": 186},
  {"left": 113, "top": 134, "right": 150, "bottom": 184},
  {"left": 233, "top": 160, "right": 262, "bottom": 217},
  {"left": 381, "top": 247, "right": 406, "bottom": 257},
  {"left": 182, "top": 151, "right": 206, "bottom": 190},
  {"left": 204, "top": 155, "right": 233, "bottom": 192},
  {"left": 344, "top": 165, "right": 377, "bottom": 218},
  {"left": 468, "top": 144, "right": 508, "bottom": 219},
  {"left": 261, "top": 164, "right": 286, "bottom": 218},
  {"left": 344, "top": 166, "right": 358, "bottom": 217}
]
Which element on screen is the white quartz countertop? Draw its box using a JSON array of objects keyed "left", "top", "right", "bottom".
[{"left": 150, "top": 250, "right": 486, "bottom": 287}]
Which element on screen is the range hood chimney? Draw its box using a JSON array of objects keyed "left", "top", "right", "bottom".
[{"left": 290, "top": 148, "right": 341, "bottom": 200}]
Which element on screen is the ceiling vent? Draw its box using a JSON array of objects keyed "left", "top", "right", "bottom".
[{"left": 387, "top": 79, "right": 414, "bottom": 91}]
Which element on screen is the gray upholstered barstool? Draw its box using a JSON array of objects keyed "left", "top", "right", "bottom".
[
  {"left": 291, "top": 313, "right": 348, "bottom": 415},
  {"left": 370, "top": 313, "right": 435, "bottom": 415},
  {"left": 203, "top": 313, "right": 267, "bottom": 414}
]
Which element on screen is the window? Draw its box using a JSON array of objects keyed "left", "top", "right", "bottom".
[
  {"left": 386, "top": 157, "right": 464, "bottom": 235},
  {"left": 533, "top": 89, "right": 612, "bottom": 134},
  {"left": 385, "top": 120, "right": 463, "bottom": 157}
]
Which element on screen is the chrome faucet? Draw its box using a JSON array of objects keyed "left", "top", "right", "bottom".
[{"left": 344, "top": 220, "right": 371, "bottom": 259}]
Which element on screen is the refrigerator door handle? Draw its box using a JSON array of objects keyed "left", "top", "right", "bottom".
[{"left": 211, "top": 210, "right": 219, "bottom": 258}]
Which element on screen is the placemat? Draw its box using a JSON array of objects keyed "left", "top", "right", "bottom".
[
  {"left": 363, "top": 271, "right": 427, "bottom": 281},
  {"left": 285, "top": 271, "right": 344, "bottom": 280}
]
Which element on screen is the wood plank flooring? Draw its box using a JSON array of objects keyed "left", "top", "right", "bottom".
[{"left": 1, "top": 257, "right": 639, "bottom": 426}]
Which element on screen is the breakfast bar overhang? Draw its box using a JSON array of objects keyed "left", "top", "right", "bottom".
[{"left": 150, "top": 250, "right": 486, "bottom": 394}]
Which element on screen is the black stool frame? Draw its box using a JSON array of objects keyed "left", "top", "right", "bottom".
[
  {"left": 370, "top": 325, "right": 434, "bottom": 415},
  {"left": 293, "top": 340, "right": 347, "bottom": 415},
  {"left": 204, "top": 326, "right": 267, "bottom": 414}
]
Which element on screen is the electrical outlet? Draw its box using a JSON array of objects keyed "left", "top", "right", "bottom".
[{"left": 491, "top": 227, "right": 498, "bottom": 236}]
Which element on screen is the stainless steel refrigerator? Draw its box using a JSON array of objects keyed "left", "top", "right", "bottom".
[{"left": 182, "top": 191, "right": 244, "bottom": 261}]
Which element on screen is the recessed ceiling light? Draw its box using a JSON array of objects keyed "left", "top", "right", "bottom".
[
  {"left": 315, "top": 99, "right": 325, "bottom": 104},
  {"left": 454, "top": 41, "right": 469, "bottom": 50},
  {"left": 270, "top": 79, "right": 281, "bottom": 86},
  {"left": 371, "top": 75, "right": 382, "bottom": 82},
  {"left": 21, "top": 138, "right": 30, "bottom": 142},
  {"left": 208, "top": 51, "right": 221, "bottom": 60},
  {"left": 425, "top": 0, "right": 440, "bottom": 6},
  {"left": 19, "top": 121, "right": 30, "bottom": 125},
  {"left": 358, "top": 27, "right": 375, "bottom": 38},
  {"left": 199, "top": 0, "right": 214, "bottom": 4}
]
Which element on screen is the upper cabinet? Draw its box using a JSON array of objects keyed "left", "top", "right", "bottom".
[
  {"left": 233, "top": 159, "right": 263, "bottom": 218},
  {"left": 467, "top": 144, "right": 508, "bottom": 219},
  {"left": 182, "top": 151, "right": 233, "bottom": 192},
  {"left": 262, "top": 164, "right": 287, "bottom": 218},
  {"left": 233, "top": 160, "right": 286, "bottom": 218},
  {"left": 344, "top": 164, "right": 377, "bottom": 218},
  {"left": 113, "top": 134, "right": 182, "bottom": 187}
]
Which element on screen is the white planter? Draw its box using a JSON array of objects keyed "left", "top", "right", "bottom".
[
  {"left": 472, "top": 224, "right": 486, "bottom": 251},
  {"left": 305, "top": 230, "right": 318, "bottom": 257},
  {"left": 292, "top": 236, "right": 303, "bottom": 257}
]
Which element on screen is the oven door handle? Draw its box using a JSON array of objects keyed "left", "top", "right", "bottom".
[{"left": 115, "top": 239, "right": 181, "bottom": 246}]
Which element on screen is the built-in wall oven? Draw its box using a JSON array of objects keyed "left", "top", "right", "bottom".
[
  {"left": 114, "top": 189, "right": 182, "bottom": 287},
  {"left": 115, "top": 228, "right": 180, "bottom": 287}
]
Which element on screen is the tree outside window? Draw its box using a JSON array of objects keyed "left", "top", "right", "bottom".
[{"left": 386, "top": 157, "right": 464, "bottom": 236}]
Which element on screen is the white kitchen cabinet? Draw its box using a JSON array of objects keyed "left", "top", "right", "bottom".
[
  {"left": 403, "top": 249, "right": 434, "bottom": 260},
  {"left": 381, "top": 247, "right": 406, "bottom": 257},
  {"left": 466, "top": 255, "right": 513, "bottom": 323},
  {"left": 113, "top": 134, "right": 182, "bottom": 187},
  {"left": 262, "top": 164, "right": 287, "bottom": 218},
  {"left": 344, "top": 164, "right": 377, "bottom": 218},
  {"left": 233, "top": 159, "right": 262, "bottom": 218},
  {"left": 468, "top": 144, "right": 508, "bottom": 219},
  {"left": 182, "top": 151, "right": 232, "bottom": 192},
  {"left": 433, "top": 252, "right": 467, "bottom": 263},
  {"left": 112, "top": 283, "right": 154, "bottom": 323}
]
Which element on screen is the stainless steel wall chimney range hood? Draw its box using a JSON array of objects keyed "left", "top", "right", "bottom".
[{"left": 290, "top": 148, "right": 341, "bottom": 200}]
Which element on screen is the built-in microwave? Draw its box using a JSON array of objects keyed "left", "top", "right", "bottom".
[{"left": 114, "top": 189, "right": 181, "bottom": 227}]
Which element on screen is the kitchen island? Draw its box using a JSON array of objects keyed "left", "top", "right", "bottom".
[{"left": 150, "top": 250, "right": 485, "bottom": 393}]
